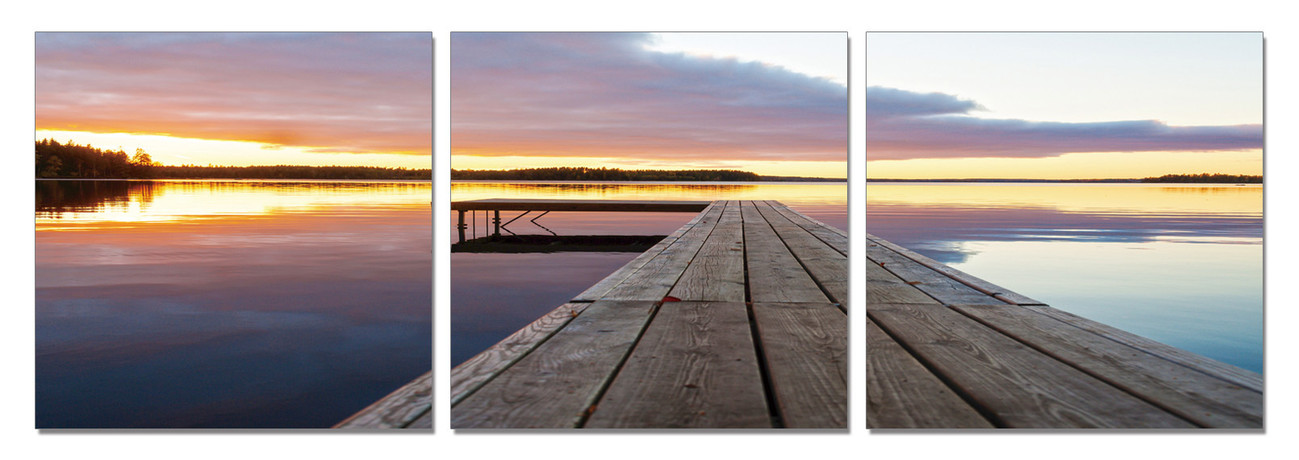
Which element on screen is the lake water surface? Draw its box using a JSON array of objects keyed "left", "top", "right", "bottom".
[
  {"left": 450, "top": 181, "right": 847, "bottom": 367},
  {"left": 35, "top": 180, "right": 431, "bottom": 428},
  {"left": 866, "top": 182, "right": 1263, "bottom": 373}
]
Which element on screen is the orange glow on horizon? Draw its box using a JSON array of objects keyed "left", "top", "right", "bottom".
[
  {"left": 451, "top": 154, "right": 846, "bottom": 179},
  {"left": 866, "top": 150, "right": 1263, "bottom": 180},
  {"left": 37, "top": 130, "right": 431, "bottom": 169}
]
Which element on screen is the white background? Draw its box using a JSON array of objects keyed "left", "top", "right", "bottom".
[{"left": 3, "top": 0, "right": 1293, "bottom": 458}]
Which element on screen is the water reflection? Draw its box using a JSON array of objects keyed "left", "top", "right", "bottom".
[
  {"left": 450, "top": 181, "right": 847, "bottom": 366},
  {"left": 866, "top": 183, "right": 1262, "bottom": 372},
  {"left": 36, "top": 180, "right": 432, "bottom": 428}
]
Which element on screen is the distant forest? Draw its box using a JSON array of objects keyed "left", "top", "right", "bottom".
[
  {"left": 451, "top": 167, "right": 842, "bottom": 182},
  {"left": 1141, "top": 173, "right": 1262, "bottom": 183},
  {"left": 35, "top": 139, "right": 431, "bottom": 180}
]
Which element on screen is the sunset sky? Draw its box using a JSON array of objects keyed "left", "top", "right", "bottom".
[
  {"left": 36, "top": 33, "right": 432, "bottom": 169},
  {"left": 450, "top": 32, "right": 848, "bottom": 178},
  {"left": 866, "top": 33, "right": 1263, "bottom": 179}
]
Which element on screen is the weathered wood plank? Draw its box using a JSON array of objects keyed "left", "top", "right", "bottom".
[
  {"left": 598, "top": 204, "right": 725, "bottom": 301},
  {"left": 451, "top": 300, "right": 657, "bottom": 428},
  {"left": 574, "top": 203, "right": 716, "bottom": 301},
  {"left": 334, "top": 371, "right": 432, "bottom": 429},
  {"left": 742, "top": 202, "right": 829, "bottom": 303},
  {"left": 867, "top": 241, "right": 1004, "bottom": 306},
  {"left": 1021, "top": 304, "right": 1265, "bottom": 393},
  {"left": 868, "top": 302, "right": 1194, "bottom": 428},
  {"left": 754, "top": 201, "right": 848, "bottom": 306},
  {"left": 666, "top": 201, "right": 746, "bottom": 302},
  {"left": 866, "top": 319, "right": 993, "bottom": 429},
  {"left": 866, "top": 259, "right": 941, "bottom": 305},
  {"left": 752, "top": 302, "right": 847, "bottom": 428},
  {"left": 867, "top": 234, "right": 1043, "bottom": 305},
  {"left": 406, "top": 410, "right": 432, "bottom": 429},
  {"left": 954, "top": 303, "right": 1262, "bottom": 428},
  {"left": 450, "top": 302, "right": 591, "bottom": 405},
  {"left": 765, "top": 201, "right": 848, "bottom": 255},
  {"left": 586, "top": 301, "right": 770, "bottom": 428}
]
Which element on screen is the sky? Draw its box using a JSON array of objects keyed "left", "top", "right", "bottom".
[
  {"left": 450, "top": 32, "right": 848, "bottom": 178},
  {"left": 35, "top": 33, "right": 432, "bottom": 168},
  {"left": 866, "top": 32, "right": 1263, "bottom": 179}
]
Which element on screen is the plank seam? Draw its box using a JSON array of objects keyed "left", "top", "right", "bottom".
[
  {"left": 748, "top": 201, "right": 835, "bottom": 305},
  {"left": 450, "top": 308, "right": 582, "bottom": 408},
  {"left": 764, "top": 200, "right": 848, "bottom": 257},
  {"left": 865, "top": 309, "right": 1005, "bottom": 428},
  {"left": 576, "top": 300, "right": 665, "bottom": 428}
]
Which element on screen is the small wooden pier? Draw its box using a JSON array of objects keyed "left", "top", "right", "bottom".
[
  {"left": 334, "top": 371, "right": 431, "bottom": 429},
  {"left": 452, "top": 199, "right": 710, "bottom": 243},
  {"left": 451, "top": 200, "right": 847, "bottom": 429},
  {"left": 866, "top": 233, "right": 1263, "bottom": 429}
]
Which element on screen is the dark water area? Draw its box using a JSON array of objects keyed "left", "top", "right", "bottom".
[
  {"left": 35, "top": 180, "right": 432, "bottom": 428},
  {"left": 867, "top": 183, "right": 1263, "bottom": 373},
  {"left": 450, "top": 181, "right": 847, "bottom": 367}
]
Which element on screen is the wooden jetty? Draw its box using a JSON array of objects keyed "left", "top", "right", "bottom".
[
  {"left": 334, "top": 371, "right": 431, "bottom": 429},
  {"left": 866, "top": 233, "right": 1263, "bottom": 429},
  {"left": 452, "top": 199, "right": 710, "bottom": 243},
  {"left": 451, "top": 200, "right": 847, "bottom": 429}
]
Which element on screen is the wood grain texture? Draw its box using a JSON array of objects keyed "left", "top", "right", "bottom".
[
  {"left": 1021, "top": 304, "right": 1265, "bottom": 393},
  {"left": 752, "top": 302, "right": 847, "bottom": 428},
  {"left": 666, "top": 201, "right": 747, "bottom": 302},
  {"left": 867, "top": 234, "right": 1043, "bottom": 305},
  {"left": 766, "top": 201, "right": 848, "bottom": 255},
  {"left": 450, "top": 302, "right": 591, "bottom": 405},
  {"left": 754, "top": 201, "right": 848, "bottom": 306},
  {"left": 598, "top": 204, "right": 724, "bottom": 301},
  {"left": 954, "top": 303, "right": 1262, "bottom": 428},
  {"left": 867, "top": 241, "right": 1004, "bottom": 306},
  {"left": 334, "top": 370, "right": 432, "bottom": 429},
  {"left": 742, "top": 202, "right": 829, "bottom": 303},
  {"left": 451, "top": 301, "right": 656, "bottom": 428},
  {"left": 866, "top": 261, "right": 942, "bottom": 305},
  {"left": 866, "top": 319, "right": 993, "bottom": 429},
  {"left": 575, "top": 203, "right": 716, "bottom": 301},
  {"left": 869, "top": 302, "right": 1194, "bottom": 428},
  {"left": 585, "top": 301, "right": 770, "bottom": 428}
]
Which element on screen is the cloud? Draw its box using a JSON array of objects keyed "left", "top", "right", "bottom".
[
  {"left": 866, "top": 86, "right": 1261, "bottom": 160},
  {"left": 451, "top": 33, "right": 847, "bottom": 162},
  {"left": 36, "top": 33, "right": 432, "bottom": 156}
]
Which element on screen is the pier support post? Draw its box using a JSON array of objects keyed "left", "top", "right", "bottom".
[
  {"left": 457, "top": 210, "right": 466, "bottom": 243},
  {"left": 493, "top": 210, "right": 501, "bottom": 236}
]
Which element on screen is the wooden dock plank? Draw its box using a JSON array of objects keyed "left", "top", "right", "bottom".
[
  {"left": 574, "top": 202, "right": 716, "bottom": 301},
  {"left": 954, "top": 303, "right": 1262, "bottom": 428},
  {"left": 742, "top": 201, "right": 830, "bottom": 303},
  {"left": 869, "top": 302, "right": 1195, "bottom": 428},
  {"left": 868, "top": 234, "right": 1044, "bottom": 306},
  {"left": 752, "top": 302, "right": 847, "bottom": 428},
  {"left": 765, "top": 201, "right": 848, "bottom": 255},
  {"left": 598, "top": 204, "right": 725, "bottom": 301},
  {"left": 666, "top": 201, "right": 747, "bottom": 302},
  {"left": 866, "top": 319, "right": 993, "bottom": 429},
  {"left": 867, "top": 241, "right": 1004, "bottom": 306},
  {"left": 754, "top": 201, "right": 848, "bottom": 306},
  {"left": 450, "top": 302, "right": 590, "bottom": 405},
  {"left": 585, "top": 301, "right": 770, "bottom": 428},
  {"left": 1021, "top": 304, "right": 1265, "bottom": 393},
  {"left": 451, "top": 300, "right": 657, "bottom": 428},
  {"left": 334, "top": 371, "right": 432, "bottom": 429},
  {"left": 865, "top": 260, "right": 942, "bottom": 305}
]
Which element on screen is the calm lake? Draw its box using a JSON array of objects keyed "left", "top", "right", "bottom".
[
  {"left": 450, "top": 181, "right": 848, "bottom": 367},
  {"left": 35, "top": 180, "right": 432, "bottom": 428},
  {"left": 866, "top": 182, "right": 1263, "bottom": 373}
]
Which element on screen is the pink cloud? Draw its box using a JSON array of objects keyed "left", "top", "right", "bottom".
[
  {"left": 36, "top": 33, "right": 431, "bottom": 155},
  {"left": 866, "top": 86, "right": 1261, "bottom": 160},
  {"left": 451, "top": 33, "right": 847, "bottom": 162}
]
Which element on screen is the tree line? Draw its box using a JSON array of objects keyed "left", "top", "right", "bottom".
[
  {"left": 35, "top": 139, "right": 430, "bottom": 180},
  {"left": 452, "top": 167, "right": 762, "bottom": 181},
  {"left": 1141, "top": 173, "right": 1262, "bottom": 183}
]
